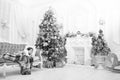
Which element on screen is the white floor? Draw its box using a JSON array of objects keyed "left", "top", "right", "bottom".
[{"left": 0, "top": 64, "right": 120, "bottom": 80}]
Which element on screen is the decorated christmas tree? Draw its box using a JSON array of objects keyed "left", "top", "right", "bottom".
[
  {"left": 35, "top": 9, "right": 67, "bottom": 68},
  {"left": 91, "top": 29, "right": 111, "bottom": 56}
]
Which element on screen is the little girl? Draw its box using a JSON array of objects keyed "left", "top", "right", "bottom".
[{"left": 27, "top": 47, "right": 34, "bottom": 69}]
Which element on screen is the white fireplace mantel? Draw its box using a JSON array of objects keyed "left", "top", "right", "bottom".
[{"left": 66, "top": 35, "right": 92, "bottom": 65}]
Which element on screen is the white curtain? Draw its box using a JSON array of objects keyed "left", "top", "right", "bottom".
[
  {"left": 51, "top": 0, "right": 98, "bottom": 34},
  {"left": 0, "top": 0, "right": 10, "bottom": 41},
  {"left": 0, "top": 0, "right": 49, "bottom": 45}
]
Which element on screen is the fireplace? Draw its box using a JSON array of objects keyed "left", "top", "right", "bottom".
[
  {"left": 73, "top": 47, "right": 84, "bottom": 65},
  {"left": 66, "top": 36, "right": 92, "bottom": 65}
]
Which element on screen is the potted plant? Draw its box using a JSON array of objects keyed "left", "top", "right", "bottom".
[{"left": 90, "top": 29, "right": 111, "bottom": 67}]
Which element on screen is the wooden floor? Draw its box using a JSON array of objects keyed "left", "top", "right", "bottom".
[{"left": 0, "top": 64, "right": 120, "bottom": 80}]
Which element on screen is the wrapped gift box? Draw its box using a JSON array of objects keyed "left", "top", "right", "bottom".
[{"left": 56, "top": 61, "right": 64, "bottom": 68}]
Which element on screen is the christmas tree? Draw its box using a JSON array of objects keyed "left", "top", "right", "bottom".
[
  {"left": 35, "top": 9, "right": 67, "bottom": 68},
  {"left": 91, "top": 29, "right": 111, "bottom": 56}
]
